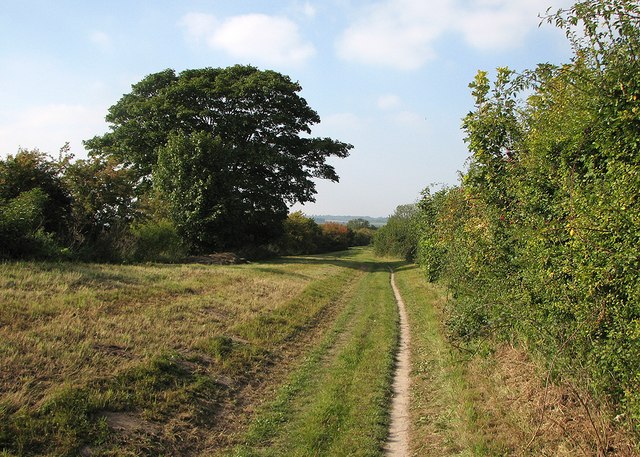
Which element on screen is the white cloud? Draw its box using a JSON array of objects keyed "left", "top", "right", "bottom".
[
  {"left": 337, "top": 0, "right": 570, "bottom": 69},
  {"left": 301, "top": 2, "right": 317, "bottom": 18},
  {"left": 179, "top": 12, "right": 315, "bottom": 66},
  {"left": 0, "top": 104, "right": 107, "bottom": 158},
  {"left": 180, "top": 12, "right": 217, "bottom": 44},
  {"left": 89, "top": 31, "right": 113, "bottom": 51},
  {"left": 337, "top": 0, "right": 450, "bottom": 70},
  {"left": 377, "top": 94, "right": 401, "bottom": 110},
  {"left": 455, "top": 0, "right": 551, "bottom": 50}
]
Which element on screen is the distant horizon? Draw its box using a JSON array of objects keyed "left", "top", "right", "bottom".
[
  {"left": 308, "top": 214, "right": 388, "bottom": 220},
  {"left": 306, "top": 214, "right": 388, "bottom": 227}
]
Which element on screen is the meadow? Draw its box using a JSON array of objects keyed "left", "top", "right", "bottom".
[
  {"left": 2, "top": 248, "right": 635, "bottom": 456},
  {"left": 0, "top": 248, "right": 402, "bottom": 456}
]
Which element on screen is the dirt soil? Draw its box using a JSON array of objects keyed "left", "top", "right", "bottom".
[
  {"left": 184, "top": 252, "right": 248, "bottom": 265},
  {"left": 384, "top": 271, "right": 411, "bottom": 456}
]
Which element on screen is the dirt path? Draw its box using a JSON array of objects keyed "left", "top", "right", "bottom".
[{"left": 384, "top": 271, "right": 411, "bottom": 456}]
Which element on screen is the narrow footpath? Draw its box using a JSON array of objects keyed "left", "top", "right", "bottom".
[{"left": 384, "top": 270, "right": 411, "bottom": 456}]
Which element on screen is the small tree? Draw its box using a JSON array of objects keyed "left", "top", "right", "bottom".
[
  {"left": 346, "top": 218, "right": 375, "bottom": 231},
  {"left": 276, "top": 211, "right": 323, "bottom": 255},
  {"left": 0, "top": 149, "right": 71, "bottom": 237},
  {"left": 0, "top": 149, "right": 71, "bottom": 258},
  {"left": 64, "top": 156, "right": 138, "bottom": 260},
  {"left": 350, "top": 227, "right": 375, "bottom": 246},
  {"left": 320, "top": 222, "right": 350, "bottom": 252}
]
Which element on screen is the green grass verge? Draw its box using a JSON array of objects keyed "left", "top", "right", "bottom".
[{"left": 394, "top": 265, "right": 506, "bottom": 456}]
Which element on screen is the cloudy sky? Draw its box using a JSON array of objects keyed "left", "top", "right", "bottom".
[{"left": 0, "top": 0, "right": 573, "bottom": 217}]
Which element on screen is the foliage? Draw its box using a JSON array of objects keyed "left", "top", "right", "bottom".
[
  {"left": 346, "top": 218, "right": 376, "bottom": 231},
  {"left": 319, "top": 222, "right": 351, "bottom": 252},
  {"left": 0, "top": 150, "right": 71, "bottom": 259},
  {"left": 373, "top": 204, "right": 419, "bottom": 261},
  {"left": 129, "top": 218, "right": 186, "bottom": 262},
  {"left": 2, "top": 67, "right": 350, "bottom": 260},
  {"left": 275, "top": 211, "right": 324, "bottom": 255},
  {"left": 0, "top": 148, "right": 71, "bottom": 236},
  {"left": 63, "top": 156, "right": 138, "bottom": 261},
  {"left": 416, "top": 0, "right": 640, "bottom": 436},
  {"left": 87, "top": 65, "right": 352, "bottom": 252},
  {"left": 274, "top": 213, "right": 373, "bottom": 256},
  {"left": 350, "top": 227, "right": 375, "bottom": 246},
  {"left": 346, "top": 218, "right": 376, "bottom": 246},
  {"left": 0, "top": 188, "right": 62, "bottom": 259}
]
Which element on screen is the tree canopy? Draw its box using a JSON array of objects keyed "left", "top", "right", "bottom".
[{"left": 86, "top": 65, "right": 352, "bottom": 250}]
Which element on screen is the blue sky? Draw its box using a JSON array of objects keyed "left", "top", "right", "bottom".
[{"left": 0, "top": 0, "right": 573, "bottom": 217}]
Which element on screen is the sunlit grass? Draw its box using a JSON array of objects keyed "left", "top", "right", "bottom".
[
  {"left": 0, "top": 252, "right": 363, "bottom": 456},
  {"left": 394, "top": 265, "right": 499, "bottom": 456},
  {"left": 230, "top": 251, "right": 400, "bottom": 456}
]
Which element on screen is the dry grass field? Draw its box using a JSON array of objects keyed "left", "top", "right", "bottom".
[{"left": 0, "top": 251, "right": 369, "bottom": 456}]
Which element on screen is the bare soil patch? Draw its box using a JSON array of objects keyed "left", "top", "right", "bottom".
[
  {"left": 184, "top": 252, "right": 248, "bottom": 265},
  {"left": 385, "top": 271, "right": 411, "bottom": 456}
]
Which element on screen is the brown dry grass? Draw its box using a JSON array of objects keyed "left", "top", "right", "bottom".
[
  {"left": 466, "top": 343, "right": 639, "bottom": 456},
  {"left": 0, "top": 252, "right": 362, "bottom": 456}
]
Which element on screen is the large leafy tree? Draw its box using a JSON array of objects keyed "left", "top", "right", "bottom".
[{"left": 86, "top": 65, "right": 352, "bottom": 251}]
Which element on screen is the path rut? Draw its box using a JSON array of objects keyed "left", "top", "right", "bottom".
[{"left": 384, "top": 271, "right": 411, "bottom": 456}]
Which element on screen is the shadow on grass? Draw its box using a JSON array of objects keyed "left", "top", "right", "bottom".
[{"left": 257, "top": 248, "right": 408, "bottom": 274}]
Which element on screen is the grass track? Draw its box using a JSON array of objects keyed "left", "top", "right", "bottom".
[
  {"left": 229, "top": 251, "right": 401, "bottom": 457},
  {"left": 4, "top": 250, "right": 627, "bottom": 456},
  {"left": 393, "top": 265, "right": 496, "bottom": 456},
  {"left": 395, "top": 265, "right": 640, "bottom": 456}
]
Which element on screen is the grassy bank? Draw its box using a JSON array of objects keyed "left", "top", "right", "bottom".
[
  {"left": 395, "top": 265, "right": 638, "bottom": 456},
  {"left": 0, "top": 250, "right": 368, "bottom": 456}
]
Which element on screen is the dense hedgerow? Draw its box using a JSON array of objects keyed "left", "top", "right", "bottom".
[
  {"left": 417, "top": 0, "right": 640, "bottom": 432},
  {"left": 274, "top": 212, "right": 374, "bottom": 256},
  {"left": 373, "top": 204, "right": 419, "bottom": 261}
]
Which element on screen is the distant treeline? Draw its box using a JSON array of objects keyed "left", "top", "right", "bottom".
[
  {"left": 0, "top": 147, "right": 374, "bottom": 262},
  {"left": 376, "top": 0, "right": 640, "bottom": 438},
  {"left": 311, "top": 215, "right": 387, "bottom": 227}
]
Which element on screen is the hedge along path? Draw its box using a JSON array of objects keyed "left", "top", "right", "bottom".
[{"left": 384, "top": 269, "right": 411, "bottom": 456}]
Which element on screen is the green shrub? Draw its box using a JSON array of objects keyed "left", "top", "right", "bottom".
[
  {"left": 373, "top": 204, "right": 419, "bottom": 260},
  {"left": 130, "top": 219, "right": 186, "bottom": 262},
  {"left": 350, "top": 227, "right": 374, "bottom": 246},
  {"left": 275, "top": 211, "right": 323, "bottom": 255},
  {"left": 0, "top": 188, "right": 64, "bottom": 259},
  {"left": 415, "top": 0, "right": 640, "bottom": 433}
]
